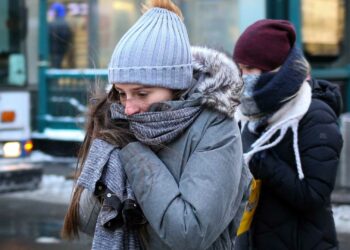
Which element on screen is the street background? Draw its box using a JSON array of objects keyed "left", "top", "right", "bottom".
[
  {"left": 0, "top": 152, "right": 91, "bottom": 249},
  {"left": 0, "top": 151, "right": 350, "bottom": 250}
]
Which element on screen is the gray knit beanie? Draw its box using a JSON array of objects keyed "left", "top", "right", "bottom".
[{"left": 108, "top": 7, "right": 192, "bottom": 90}]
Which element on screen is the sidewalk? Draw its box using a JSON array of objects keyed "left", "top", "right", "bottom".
[{"left": 332, "top": 187, "right": 350, "bottom": 249}]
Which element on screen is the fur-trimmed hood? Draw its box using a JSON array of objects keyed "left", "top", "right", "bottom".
[{"left": 190, "top": 47, "right": 243, "bottom": 117}]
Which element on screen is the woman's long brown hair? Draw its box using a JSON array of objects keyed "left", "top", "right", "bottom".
[{"left": 61, "top": 87, "right": 134, "bottom": 239}]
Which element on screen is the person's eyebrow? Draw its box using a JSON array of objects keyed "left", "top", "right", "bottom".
[{"left": 114, "top": 86, "right": 152, "bottom": 91}]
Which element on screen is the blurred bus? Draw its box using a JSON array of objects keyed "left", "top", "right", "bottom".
[
  {"left": 0, "top": 0, "right": 33, "bottom": 158},
  {"left": 0, "top": 0, "right": 42, "bottom": 193}
]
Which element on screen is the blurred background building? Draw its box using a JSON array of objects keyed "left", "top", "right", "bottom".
[{"left": 0, "top": 0, "right": 350, "bottom": 183}]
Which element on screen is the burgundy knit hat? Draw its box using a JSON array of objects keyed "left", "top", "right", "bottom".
[{"left": 233, "top": 19, "right": 296, "bottom": 71}]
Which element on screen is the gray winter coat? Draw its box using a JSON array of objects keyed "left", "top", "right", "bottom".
[{"left": 78, "top": 47, "right": 252, "bottom": 250}]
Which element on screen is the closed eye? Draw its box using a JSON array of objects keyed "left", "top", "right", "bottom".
[{"left": 137, "top": 92, "right": 149, "bottom": 98}]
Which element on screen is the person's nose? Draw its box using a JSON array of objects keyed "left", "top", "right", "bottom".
[
  {"left": 242, "top": 69, "right": 253, "bottom": 75},
  {"left": 242, "top": 68, "right": 262, "bottom": 75},
  {"left": 124, "top": 99, "right": 141, "bottom": 116}
]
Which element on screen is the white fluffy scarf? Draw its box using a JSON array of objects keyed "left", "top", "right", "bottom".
[{"left": 235, "top": 81, "right": 312, "bottom": 179}]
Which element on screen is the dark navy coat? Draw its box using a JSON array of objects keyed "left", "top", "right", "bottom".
[{"left": 242, "top": 79, "right": 343, "bottom": 250}]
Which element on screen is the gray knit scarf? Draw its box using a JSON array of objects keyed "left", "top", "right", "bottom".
[
  {"left": 77, "top": 139, "right": 143, "bottom": 250},
  {"left": 77, "top": 98, "right": 202, "bottom": 250},
  {"left": 110, "top": 98, "right": 202, "bottom": 146}
]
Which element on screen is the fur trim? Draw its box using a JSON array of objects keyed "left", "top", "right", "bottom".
[{"left": 191, "top": 47, "right": 243, "bottom": 117}]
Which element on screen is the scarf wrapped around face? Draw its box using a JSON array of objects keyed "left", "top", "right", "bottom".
[
  {"left": 240, "top": 46, "right": 307, "bottom": 119},
  {"left": 110, "top": 97, "right": 202, "bottom": 146},
  {"left": 238, "top": 47, "right": 308, "bottom": 134}
]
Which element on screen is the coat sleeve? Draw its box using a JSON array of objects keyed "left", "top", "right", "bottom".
[
  {"left": 259, "top": 105, "right": 343, "bottom": 211},
  {"left": 119, "top": 114, "right": 246, "bottom": 250},
  {"left": 78, "top": 188, "right": 101, "bottom": 235}
]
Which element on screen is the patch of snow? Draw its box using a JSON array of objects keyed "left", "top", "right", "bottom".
[
  {"left": 333, "top": 205, "right": 350, "bottom": 233},
  {"left": 29, "top": 150, "right": 55, "bottom": 162},
  {"left": 0, "top": 150, "right": 76, "bottom": 166},
  {"left": 29, "top": 150, "right": 76, "bottom": 163},
  {"left": 2, "top": 174, "right": 74, "bottom": 204},
  {"left": 32, "top": 128, "right": 85, "bottom": 142},
  {"left": 36, "top": 236, "right": 61, "bottom": 244}
]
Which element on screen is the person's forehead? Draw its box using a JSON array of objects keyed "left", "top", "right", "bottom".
[{"left": 114, "top": 83, "right": 150, "bottom": 91}]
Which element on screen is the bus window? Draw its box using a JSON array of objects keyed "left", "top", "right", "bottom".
[
  {"left": 302, "top": 0, "right": 345, "bottom": 58},
  {"left": 0, "top": 0, "right": 27, "bottom": 87}
]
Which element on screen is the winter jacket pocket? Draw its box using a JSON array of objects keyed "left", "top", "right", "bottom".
[{"left": 78, "top": 188, "right": 101, "bottom": 235}]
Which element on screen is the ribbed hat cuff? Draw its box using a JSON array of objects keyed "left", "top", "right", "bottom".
[{"left": 108, "top": 64, "right": 193, "bottom": 90}]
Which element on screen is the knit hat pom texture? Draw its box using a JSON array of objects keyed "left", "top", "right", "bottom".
[{"left": 108, "top": 2, "right": 192, "bottom": 90}]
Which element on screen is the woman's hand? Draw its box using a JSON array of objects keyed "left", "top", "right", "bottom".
[{"left": 249, "top": 149, "right": 282, "bottom": 179}]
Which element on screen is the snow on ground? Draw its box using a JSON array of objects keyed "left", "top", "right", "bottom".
[
  {"left": 0, "top": 150, "right": 77, "bottom": 204},
  {"left": 1, "top": 150, "right": 350, "bottom": 233},
  {"left": 333, "top": 205, "right": 350, "bottom": 233},
  {"left": 35, "top": 237, "right": 61, "bottom": 244},
  {"left": 0, "top": 150, "right": 76, "bottom": 166},
  {"left": 2, "top": 174, "right": 74, "bottom": 204},
  {"left": 29, "top": 150, "right": 76, "bottom": 163},
  {"left": 32, "top": 128, "right": 85, "bottom": 142}
]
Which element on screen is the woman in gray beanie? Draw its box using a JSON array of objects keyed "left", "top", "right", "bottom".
[
  {"left": 233, "top": 19, "right": 343, "bottom": 250},
  {"left": 62, "top": 1, "right": 251, "bottom": 249}
]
